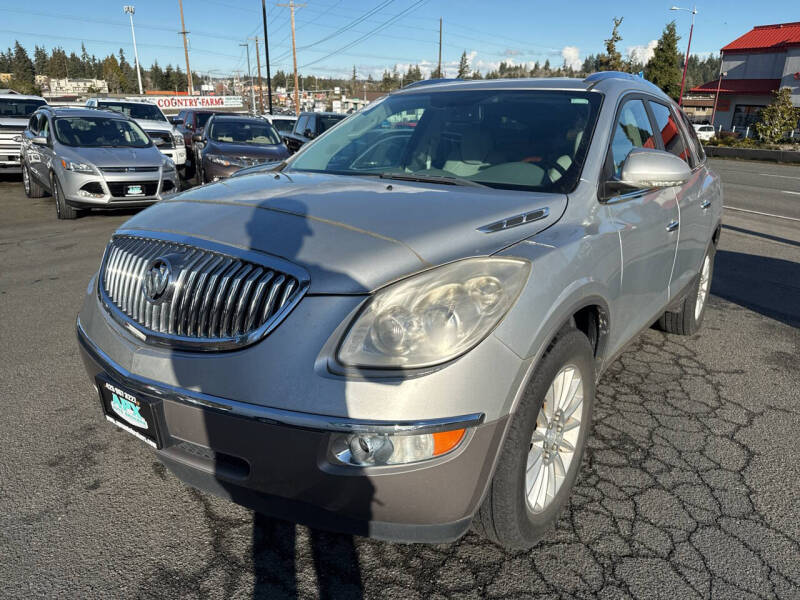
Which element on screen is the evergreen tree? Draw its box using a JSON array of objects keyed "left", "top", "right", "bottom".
[
  {"left": 350, "top": 65, "right": 357, "bottom": 95},
  {"left": 48, "top": 47, "right": 68, "bottom": 78},
  {"left": 755, "top": 88, "right": 800, "bottom": 144},
  {"left": 471, "top": 69, "right": 482, "bottom": 79},
  {"left": 597, "top": 17, "right": 624, "bottom": 72},
  {"left": 10, "top": 42, "right": 36, "bottom": 94},
  {"left": 0, "top": 48, "right": 12, "bottom": 73},
  {"left": 645, "top": 21, "right": 682, "bottom": 100},
  {"left": 149, "top": 60, "right": 165, "bottom": 90},
  {"left": 33, "top": 45, "right": 48, "bottom": 75},
  {"left": 102, "top": 55, "right": 123, "bottom": 92},
  {"left": 457, "top": 51, "right": 470, "bottom": 78}
]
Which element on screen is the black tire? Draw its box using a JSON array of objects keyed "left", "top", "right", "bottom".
[
  {"left": 474, "top": 328, "right": 596, "bottom": 550},
  {"left": 52, "top": 172, "right": 78, "bottom": 220},
  {"left": 658, "top": 246, "right": 715, "bottom": 336},
  {"left": 22, "top": 163, "right": 46, "bottom": 198},
  {"left": 194, "top": 160, "right": 204, "bottom": 186}
]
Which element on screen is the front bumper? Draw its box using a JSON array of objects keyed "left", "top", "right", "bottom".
[
  {"left": 58, "top": 167, "right": 179, "bottom": 208},
  {"left": 77, "top": 320, "right": 509, "bottom": 543},
  {"left": 0, "top": 150, "right": 21, "bottom": 172}
]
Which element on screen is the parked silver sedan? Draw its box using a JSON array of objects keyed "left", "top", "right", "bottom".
[
  {"left": 77, "top": 73, "right": 722, "bottom": 549},
  {"left": 20, "top": 107, "right": 178, "bottom": 219}
]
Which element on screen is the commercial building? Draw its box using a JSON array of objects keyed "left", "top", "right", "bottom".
[
  {"left": 46, "top": 78, "right": 109, "bottom": 96},
  {"left": 690, "top": 21, "right": 800, "bottom": 130}
]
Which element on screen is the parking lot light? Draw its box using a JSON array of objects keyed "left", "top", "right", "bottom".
[{"left": 123, "top": 5, "right": 144, "bottom": 95}]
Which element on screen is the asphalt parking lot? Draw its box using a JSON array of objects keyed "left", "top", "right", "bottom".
[{"left": 1, "top": 159, "right": 799, "bottom": 599}]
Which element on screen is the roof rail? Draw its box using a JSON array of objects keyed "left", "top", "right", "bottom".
[
  {"left": 402, "top": 78, "right": 462, "bottom": 90},
  {"left": 584, "top": 71, "right": 664, "bottom": 94}
]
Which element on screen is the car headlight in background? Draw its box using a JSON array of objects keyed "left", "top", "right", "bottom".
[
  {"left": 60, "top": 159, "right": 95, "bottom": 173},
  {"left": 171, "top": 131, "right": 184, "bottom": 146},
  {"left": 338, "top": 257, "right": 530, "bottom": 369},
  {"left": 161, "top": 158, "right": 176, "bottom": 172},
  {"left": 206, "top": 154, "right": 246, "bottom": 168}
]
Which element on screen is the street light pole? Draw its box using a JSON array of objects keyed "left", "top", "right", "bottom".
[
  {"left": 711, "top": 69, "right": 727, "bottom": 129},
  {"left": 123, "top": 5, "right": 144, "bottom": 95},
  {"left": 671, "top": 5, "right": 697, "bottom": 107},
  {"left": 240, "top": 42, "right": 256, "bottom": 115}
]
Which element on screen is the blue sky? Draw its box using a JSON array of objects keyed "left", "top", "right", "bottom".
[{"left": 1, "top": 1, "right": 797, "bottom": 80}]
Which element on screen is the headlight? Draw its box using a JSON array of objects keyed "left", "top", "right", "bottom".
[
  {"left": 171, "top": 131, "right": 184, "bottom": 145},
  {"left": 60, "top": 159, "right": 94, "bottom": 173},
  {"left": 161, "top": 158, "right": 176, "bottom": 172},
  {"left": 338, "top": 257, "right": 530, "bottom": 369},
  {"left": 206, "top": 154, "right": 245, "bottom": 167}
]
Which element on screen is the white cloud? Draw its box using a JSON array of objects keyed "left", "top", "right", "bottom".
[
  {"left": 561, "top": 46, "right": 581, "bottom": 71},
  {"left": 627, "top": 40, "right": 658, "bottom": 64}
]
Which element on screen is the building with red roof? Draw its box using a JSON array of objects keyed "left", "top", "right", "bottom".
[{"left": 688, "top": 22, "right": 800, "bottom": 130}]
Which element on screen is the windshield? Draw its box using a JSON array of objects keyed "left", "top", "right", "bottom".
[
  {"left": 271, "top": 118, "right": 296, "bottom": 134},
  {"left": 196, "top": 112, "right": 216, "bottom": 128},
  {"left": 317, "top": 114, "right": 345, "bottom": 133},
  {"left": 208, "top": 119, "right": 282, "bottom": 145},
  {"left": 53, "top": 116, "right": 152, "bottom": 148},
  {"left": 0, "top": 98, "right": 46, "bottom": 118},
  {"left": 97, "top": 102, "right": 166, "bottom": 122},
  {"left": 290, "top": 90, "right": 602, "bottom": 192}
]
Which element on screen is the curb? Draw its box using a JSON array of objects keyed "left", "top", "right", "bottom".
[{"left": 703, "top": 146, "right": 800, "bottom": 163}]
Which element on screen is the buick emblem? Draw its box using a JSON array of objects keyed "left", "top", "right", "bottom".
[{"left": 142, "top": 257, "right": 173, "bottom": 304}]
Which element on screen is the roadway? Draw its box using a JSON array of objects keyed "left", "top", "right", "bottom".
[{"left": 0, "top": 159, "right": 798, "bottom": 599}]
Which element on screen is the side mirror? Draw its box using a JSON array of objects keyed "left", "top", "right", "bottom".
[
  {"left": 304, "top": 129, "right": 314, "bottom": 138},
  {"left": 170, "top": 116, "right": 181, "bottom": 125},
  {"left": 192, "top": 133, "right": 203, "bottom": 143},
  {"left": 32, "top": 136, "right": 48, "bottom": 146},
  {"left": 601, "top": 148, "right": 691, "bottom": 200}
]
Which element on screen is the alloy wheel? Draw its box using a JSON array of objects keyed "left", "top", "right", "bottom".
[
  {"left": 525, "top": 364, "right": 584, "bottom": 513},
  {"left": 695, "top": 254, "right": 711, "bottom": 320}
]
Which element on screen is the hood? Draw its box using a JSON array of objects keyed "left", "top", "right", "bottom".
[
  {"left": 62, "top": 145, "right": 164, "bottom": 168},
  {"left": 133, "top": 118, "right": 172, "bottom": 132},
  {"left": 0, "top": 117, "right": 28, "bottom": 130},
  {"left": 120, "top": 171, "right": 566, "bottom": 293},
  {"left": 206, "top": 141, "right": 289, "bottom": 160}
]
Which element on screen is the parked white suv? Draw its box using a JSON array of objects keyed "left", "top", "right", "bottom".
[
  {"left": 0, "top": 94, "right": 48, "bottom": 173},
  {"left": 85, "top": 98, "right": 186, "bottom": 169}
]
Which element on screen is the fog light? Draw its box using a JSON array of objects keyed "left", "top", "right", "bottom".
[
  {"left": 78, "top": 189, "right": 104, "bottom": 199},
  {"left": 333, "top": 428, "right": 466, "bottom": 466}
]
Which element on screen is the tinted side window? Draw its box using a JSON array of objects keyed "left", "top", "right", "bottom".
[
  {"left": 40, "top": 117, "right": 50, "bottom": 140},
  {"left": 305, "top": 115, "right": 316, "bottom": 134},
  {"left": 610, "top": 99, "right": 656, "bottom": 177},
  {"left": 678, "top": 109, "right": 706, "bottom": 164},
  {"left": 650, "top": 102, "right": 691, "bottom": 165},
  {"left": 28, "top": 114, "right": 40, "bottom": 134},
  {"left": 176, "top": 110, "right": 186, "bottom": 125},
  {"left": 295, "top": 115, "right": 309, "bottom": 135}
]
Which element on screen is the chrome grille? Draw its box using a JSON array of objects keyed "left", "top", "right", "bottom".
[{"left": 100, "top": 235, "right": 307, "bottom": 350}]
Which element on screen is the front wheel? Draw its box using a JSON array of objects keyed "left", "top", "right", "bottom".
[
  {"left": 658, "top": 246, "right": 715, "bottom": 335},
  {"left": 52, "top": 172, "right": 78, "bottom": 220},
  {"left": 474, "top": 328, "right": 595, "bottom": 550}
]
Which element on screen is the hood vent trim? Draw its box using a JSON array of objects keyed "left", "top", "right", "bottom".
[{"left": 477, "top": 207, "right": 550, "bottom": 233}]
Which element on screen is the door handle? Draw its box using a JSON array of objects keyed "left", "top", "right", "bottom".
[
  {"left": 666, "top": 220, "right": 679, "bottom": 232},
  {"left": 701, "top": 199, "right": 711, "bottom": 210}
]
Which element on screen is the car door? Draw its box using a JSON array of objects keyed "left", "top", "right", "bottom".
[
  {"left": 23, "top": 113, "right": 44, "bottom": 182},
  {"left": 648, "top": 101, "right": 706, "bottom": 300},
  {"left": 37, "top": 115, "right": 57, "bottom": 187},
  {"left": 602, "top": 97, "right": 680, "bottom": 351}
]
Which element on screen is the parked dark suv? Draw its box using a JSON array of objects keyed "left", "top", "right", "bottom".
[
  {"left": 283, "top": 111, "right": 346, "bottom": 153},
  {"left": 171, "top": 109, "right": 224, "bottom": 176},
  {"left": 192, "top": 115, "right": 289, "bottom": 184}
]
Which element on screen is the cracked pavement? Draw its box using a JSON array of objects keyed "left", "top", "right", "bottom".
[{"left": 1, "top": 161, "right": 799, "bottom": 599}]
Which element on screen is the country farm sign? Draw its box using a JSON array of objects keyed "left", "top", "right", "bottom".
[{"left": 135, "top": 96, "right": 244, "bottom": 109}]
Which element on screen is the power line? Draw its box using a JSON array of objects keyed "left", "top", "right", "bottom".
[{"left": 300, "top": 0, "right": 429, "bottom": 69}]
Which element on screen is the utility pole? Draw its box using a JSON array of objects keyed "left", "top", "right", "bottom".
[
  {"left": 240, "top": 42, "right": 256, "bottom": 115},
  {"left": 278, "top": 1, "right": 304, "bottom": 115},
  {"left": 262, "top": 0, "right": 273, "bottom": 115},
  {"left": 123, "top": 6, "right": 144, "bottom": 94},
  {"left": 178, "top": 0, "right": 194, "bottom": 94},
  {"left": 253, "top": 37, "right": 265, "bottom": 114},
  {"left": 437, "top": 17, "right": 442, "bottom": 78}
]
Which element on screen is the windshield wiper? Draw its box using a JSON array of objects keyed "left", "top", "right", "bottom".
[{"left": 379, "top": 171, "right": 488, "bottom": 188}]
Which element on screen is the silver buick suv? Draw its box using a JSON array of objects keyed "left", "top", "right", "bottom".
[
  {"left": 77, "top": 73, "right": 722, "bottom": 549},
  {"left": 21, "top": 106, "right": 179, "bottom": 219}
]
